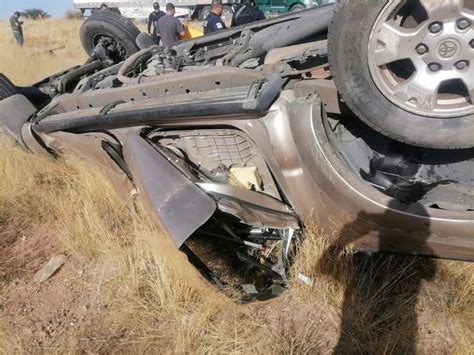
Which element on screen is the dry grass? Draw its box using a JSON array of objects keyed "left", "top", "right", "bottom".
[
  {"left": 0, "top": 140, "right": 473, "bottom": 353},
  {"left": 0, "top": 19, "right": 473, "bottom": 353},
  {"left": 0, "top": 19, "right": 86, "bottom": 86},
  {"left": 0, "top": 141, "right": 332, "bottom": 353}
]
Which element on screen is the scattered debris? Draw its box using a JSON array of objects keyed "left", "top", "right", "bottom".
[
  {"left": 33, "top": 255, "right": 66, "bottom": 284},
  {"left": 297, "top": 273, "right": 314, "bottom": 287},
  {"left": 31, "top": 46, "right": 66, "bottom": 56},
  {"left": 241, "top": 284, "right": 259, "bottom": 295}
]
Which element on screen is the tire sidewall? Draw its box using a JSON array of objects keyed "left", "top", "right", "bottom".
[
  {"left": 330, "top": 0, "right": 474, "bottom": 149},
  {"left": 80, "top": 12, "right": 140, "bottom": 61},
  {"left": 82, "top": 22, "right": 137, "bottom": 57}
]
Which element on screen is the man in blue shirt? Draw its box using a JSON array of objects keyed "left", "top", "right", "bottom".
[
  {"left": 203, "top": 0, "right": 227, "bottom": 34},
  {"left": 148, "top": 2, "right": 165, "bottom": 44}
]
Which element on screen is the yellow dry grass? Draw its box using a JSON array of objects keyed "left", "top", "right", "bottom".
[
  {"left": 0, "top": 19, "right": 86, "bottom": 86},
  {"left": 1, "top": 140, "right": 473, "bottom": 353},
  {"left": 0, "top": 18, "right": 473, "bottom": 353}
]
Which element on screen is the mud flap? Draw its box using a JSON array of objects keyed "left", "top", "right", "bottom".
[{"left": 122, "top": 132, "right": 217, "bottom": 247}]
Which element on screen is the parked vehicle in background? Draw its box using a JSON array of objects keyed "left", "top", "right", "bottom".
[
  {"left": 73, "top": 0, "right": 331, "bottom": 21},
  {"left": 256, "top": 0, "right": 332, "bottom": 14},
  {"left": 74, "top": 0, "right": 196, "bottom": 18}
]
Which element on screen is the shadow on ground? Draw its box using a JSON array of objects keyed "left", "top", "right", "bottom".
[{"left": 319, "top": 200, "right": 436, "bottom": 354}]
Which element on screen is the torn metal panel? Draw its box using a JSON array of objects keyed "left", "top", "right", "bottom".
[
  {"left": 197, "top": 182, "right": 300, "bottom": 229},
  {"left": 123, "top": 132, "right": 216, "bottom": 247}
]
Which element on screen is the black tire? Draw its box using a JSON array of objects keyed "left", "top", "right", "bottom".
[
  {"left": 328, "top": 0, "right": 474, "bottom": 149},
  {"left": 289, "top": 3, "right": 305, "bottom": 13},
  {"left": 80, "top": 11, "right": 140, "bottom": 62},
  {"left": 0, "top": 73, "right": 17, "bottom": 101}
]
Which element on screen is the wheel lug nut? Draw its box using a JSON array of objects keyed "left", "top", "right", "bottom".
[
  {"left": 416, "top": 44, "right": 428, "bottom": 55},
  {"left": 455, "top": 61, "right": 469, "bottom": 70},
  {"left": 456, "top": 18, "right": 471, "bottom": 30},
  {"left": 429, "top": 22, "right": 443, "bottom": 34},
  {"left": 429, "top": 63, "right": 441, "bottom": 72},
  {"left": 470, "top": 39, "right": 474, "bottom": 48}
]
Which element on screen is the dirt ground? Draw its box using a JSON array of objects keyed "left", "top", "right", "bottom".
[{"left": 1, "top": 228, "right": 93, "bottom": 350}]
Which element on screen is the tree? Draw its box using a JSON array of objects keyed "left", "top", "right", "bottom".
[
  {"left": 22, "top": 9, "right": 51, "bottom": 20},
  {"left": 64, "top": 10, "right": 84, "bottom": 20}
]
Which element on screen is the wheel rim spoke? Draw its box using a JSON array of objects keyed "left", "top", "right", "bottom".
[
  {"left": 393, "top": 72, "right": 439, "bottom": 111},
  {"left": 421, "top": 0, "right": 464, "bottom": 19},
  {"left": 460, "top": 0, "right": 474, "bottom": 18},
  {"left": 374, "top": 21, "right": 423, "bottom": 66},
  {"left": 463, "top": 66, "right": 474, "bottom": 102}
]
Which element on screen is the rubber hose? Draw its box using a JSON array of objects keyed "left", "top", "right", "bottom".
[{"left": 117, "top": 46, "right": 155, "bottom": 84}]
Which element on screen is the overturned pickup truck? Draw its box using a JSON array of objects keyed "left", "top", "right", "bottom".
[{"left": 1, "top": 1, "right": 473, "bottom": 298}]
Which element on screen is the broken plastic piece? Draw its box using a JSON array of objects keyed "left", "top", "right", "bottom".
[
  {"left": 241, "top": 284, "right": 259, "bottom": 295},
  {"left": 229, "top": 166, "right": 263, "bottom": 191},
  {"left": 297, "top": 273, "right": 314, "bottom": 287}
]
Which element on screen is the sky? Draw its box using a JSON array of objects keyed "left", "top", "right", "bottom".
[{"left": 0, "top": 0, "right": 74, "bottom": 19}]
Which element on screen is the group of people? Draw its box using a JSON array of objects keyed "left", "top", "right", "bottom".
[
  {"left": 10, "top": 0, "right": 265, "bottom": 49},
  {"left": 147, "top": 2, "right": 185, "bottom": 47},
  {"left": 203, "top": 0, "right": 264, "bottom": 34},
  {"left": 148, "top": 0, "right": 265, "bottom": 46}
]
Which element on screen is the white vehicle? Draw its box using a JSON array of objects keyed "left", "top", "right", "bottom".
[{"left": 73, "top": 0, "right": 233, "bottom": 20}]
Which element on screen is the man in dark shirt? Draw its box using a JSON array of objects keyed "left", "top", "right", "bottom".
[
  {"left": 231, "top": 0, "right": 265, "bottom": 27},
  {"left": 9, "top": 12, "right": 24, "bottom": 47},
  {"left": 157, "top": 3, "right": 185, "bottom": 47},
  {"left": 203, "top": 0, "right": 227, "bottom": 34},
  {"left": 148, "top": 2, "right": 165, "bottom": 44}
]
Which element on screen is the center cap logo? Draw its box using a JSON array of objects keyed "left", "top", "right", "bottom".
[{"left": 437, "top": 39, "right": 459, "bottom": 59}]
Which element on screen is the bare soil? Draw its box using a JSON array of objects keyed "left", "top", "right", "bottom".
[{"left": 0, "top": 226, "right": 97, "bottom": 351}]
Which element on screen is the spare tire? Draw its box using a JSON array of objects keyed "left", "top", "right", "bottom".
[
  {"left": 80, "top": 11, "right": 141, "bottom": 62},
  {"left": 0, "top": 73, "right": 17, "bottom": 101},
  {"left": 328, "top": 0, "right": 474, "bottom": 149}
]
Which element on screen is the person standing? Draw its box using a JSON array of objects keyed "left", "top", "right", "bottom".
[
  {"left": 148, "top": 2, "right": 165, "bottom": 44},
  {"left": 203, "top": 0, "right": 227, "bottom": 34},
  {"left": 156, "top": 3, "right": 186, "bottom": 47},
  {"left": 231, "top": 0, "right": 265, "bottom": 27},
  {"left": 9, "top": 11, "right": 24, "bottom": 47}
]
